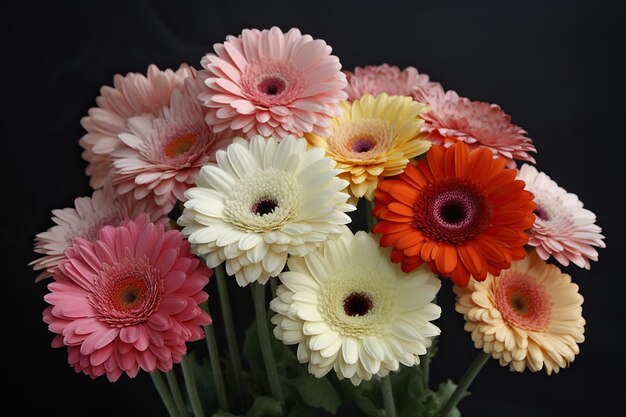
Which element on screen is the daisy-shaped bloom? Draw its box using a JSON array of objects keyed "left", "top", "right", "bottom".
[
  {"left": 30, "top": 186, "right": 168, "bottom": 282},
  {"left": 416, "top": 85, "right": 536, "bottom": 167},
  {"left": 344, "top": 64, "right": 439, "bottom": 101},
  {"left": 110, "top": 76, "right": 232, "bottom": 212},
  {"left": 517, "top": 164, "right": 605, "bottom": 269},
  {"left": 199, "top": 26, "right": 347, "bottom": 138},
  {"left": 43, "top": 217, "right": 212, "bottom": 381},
  {"left": 179, "top": 135, "right": 355, "bottom": 286},
  {"left": 306, "top": 94, "right": 431, "bottom": 204},
  {"left": 270, "top": 231, "right": 441, "bottom": 385},
  {"left": 373, "top": 142, "right": 536, "bottom": 286},
  {"left": 454, "top": 250, "right": 585, "bottom": 374},
  {"left": 80, "top": 64, "right": 194, "bottom": 188}
]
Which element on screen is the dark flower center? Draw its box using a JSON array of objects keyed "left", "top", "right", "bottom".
[
  {"left": 343, "top": 292, "right": 373, "bottom": 317},
  {"left": 258, "top": 77, "right": 286, "bottom": 96},
  {"left": 533, "top": 206, "right": 549, "bottom": 221},
  {"left": 414, "top": 179, "right": 492, "bottom": 244},
  {"left": 252, "top": 198, "right": 279, "bottom": 216},
  {"left": 350, "top": 137, "right": 376, "bottom": 153},
  {"left": 165, "top": 133, "right": 197, "bottom": 158},
  {"left": 510, "top": 293, "right": 527, "bottom": 313}
]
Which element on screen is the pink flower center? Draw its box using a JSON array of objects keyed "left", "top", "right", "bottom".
[
  {"left": 414, "top": 179, "right": 492, "bottom": 243},
  {"left": 165, "top": 132, "right": 197, "bottom": 158},
  {"left": 90, "top": 257, "right": 164, "bottom": 327},
  {"left": 343, "top": 292, "right": 373, "bottom": 316},
  {"left": 241, "top": 59, "right": 306, "bottom": 107},
  {"left": 251, "top": 198, "right": 278, "bottom": 216},
  {"left": 533, "top": 206, "right": 549, "bottom": 221},
  {"left": 495, "top": 271, "right": 551, "bottom": 331}
]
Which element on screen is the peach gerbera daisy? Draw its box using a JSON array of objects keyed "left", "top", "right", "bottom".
[
  {"left": 454, "top": 250, "right": 585, "bottom": 374},
  {"left": 517, "top": 164, "right": 605, "bottom": 269},
  {"left": 372, "top": 142, "right": 536, "bottom": 286},
  {"left": 80, "top": 64, "right": 194, "bottom": 188},
  {"left": 344, "top": 64, "right": 439, "bottom": 101},
  {"left": 199, "top": 26, "right": 347, "bottom": 138},
  {"left": 416, "top": 85, "right": 536, "bottom": 167},
  {"left": 306, "top": 93, "right": 431, "bottom": 204}
]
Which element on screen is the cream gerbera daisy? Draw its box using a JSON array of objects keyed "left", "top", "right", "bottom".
[
  {"left": 179, "top": 135, "right": 355, "bottom": 286},
  {"left": 306, "top": 94, "right": 431, "bottom": 204},
  {"left": 454, "top": 250, "right": 585, "bottom": 374},
  {"left": 270, "top": 231, "right": 441, "bottom": 385}
]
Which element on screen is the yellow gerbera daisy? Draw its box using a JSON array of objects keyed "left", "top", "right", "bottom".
[{"left": 306, "top": 93, "right": 430, "bottom": 204}]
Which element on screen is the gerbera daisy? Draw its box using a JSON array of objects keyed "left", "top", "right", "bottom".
[
  {"left": 454, "top": 250, "right": 585, "bottom": 374},
  {"left": 43, "top": 216, "right": 212, "bottom": 381},
  {"left": 416, "top": 85, "right": 536, "bottom": 167},
  {"left": 372, "top": 142, "right": 536, "bottom": 286},
  {"left": 199, "top": 26, "right": 347, "bottom": 138},
  {"left": 270, "top": 230, "right": 441, "bottom": 385},
  {"left": 344, "top": 64, "right": 439, "bottom": 101},
  {"left": 110, "top": 76, "right": 232, "bottom": 212},
  {"left": 517, "top": 164, "right": 605, "bottom": 269},
  {"left": 179, "top": 135, "right": 355, "bottom": 286},
  {"left": 30, "top": 186, "right": 168, "bottom": 282},
  {"left": 306, "top": 93, "right": 431, "bottom": 204},
  {"left": 80, "top": 64, "right": 194, "bottom": 188}
]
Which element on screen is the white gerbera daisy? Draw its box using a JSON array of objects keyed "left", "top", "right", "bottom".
[
  {"left": 517, "top": 164, "right": 605, "bottom": 269},
  {"left": 270, "top": 231, "right": 441, "bottom": 386},
  {"left": 179, "top": 135, "right": 355, "bottom": 286}
]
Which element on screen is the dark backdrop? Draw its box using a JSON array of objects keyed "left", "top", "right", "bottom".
[{"left": 2, "top": 1, "right": 624, "bottom": 416}]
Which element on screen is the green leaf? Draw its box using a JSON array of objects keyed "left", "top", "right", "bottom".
[
  {"left": 186, "top": 351, "right": 219, "bottom": 414},
  {"left": 391, "top": 367, "right": 426, "bottom": 417},
  {"left": 286, "top": 375, "right": 341, "bottom": 413},
  {"left": 246, "top": 396, "right": 283, "bottom": 417},
  {"left": 433, "top": 380, "right": 468, "bottom": 417},
  {"left": 287, "top": 401, "right": 317, "bottom": 417},
  {"left": 331, "top": 377, "right": 384, "bottom": 417}
]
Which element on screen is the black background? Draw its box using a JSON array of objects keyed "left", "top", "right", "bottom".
[{"left": 2, "top": 1, "right": 624, "bottom": 416}]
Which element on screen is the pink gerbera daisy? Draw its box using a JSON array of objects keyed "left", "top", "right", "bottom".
[
  {"left": 43, "top": 216, "right": 211, "bottom": 382},
  {"left": 416, "top": 84, "right": 536, "bottom": 167},
  {"left": 30, "top": 186, "right": 168, "bottom": 282},
  {"left": 344, "top": 64, "right": 439, "bottom": 101},
  {"left": 199, "top": 26, "right": 347, "bottom": 138},
  {"left": 517, "top": 164, "right": 605, "bottom": 269},
  {"left": 80, "top": 64, "right": 194, "bottom": 188},
  {"left": 110, "top": 76, "right": 232, "bottom": 211}
]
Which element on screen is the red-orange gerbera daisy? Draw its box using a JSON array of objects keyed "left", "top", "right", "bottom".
[{"left": 372, "top": 142, "right": 535, "bottom": 286}]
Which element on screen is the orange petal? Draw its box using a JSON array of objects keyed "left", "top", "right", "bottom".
[
  {"left": 467, "top": 148, "right": 493, "bottom": 184},
  {"left": 388, "top": 202, "right": 415, "bottom": 217},
  {"left": 420, "top": 240, "right": 439, "bottom": 261},
  {"left": 454, "top": 142, "right": 470, "bottom": 178},
  {"left": 444, "top": 144, "right": 457, "bottom": 178},
  {"left": 426, "top": 146, "right": 446, "bottom": 179},
  {"left": 396, "top": 231, "right": 425, "bottom": 250},
  {"left": 450, "top": 262, "right": 471, "bottom": 286},
  {"left": 457, "top": 244, "right": 487, "bottom": 278},
  {"left": 435, "top": 244, "right": 458, "bottom": 274}
]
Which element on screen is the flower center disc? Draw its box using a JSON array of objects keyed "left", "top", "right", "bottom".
[
  {"left": 533, "top": 206, "right": 549, "bottom": 221},
  {"left": 165, "top": 133, "right": 197, "bottom": 158},
  {"left": 343, "top": 292, "right": 373, "bottom": 316},
  {"left": 115, "top": 278, "right": 146, "bottom": 309},
  {"left": 350, "top": 137, "right": 377, "bottom": 153},
  {"left": 495, "top": 271, "right": 551, "bottom": 331},
  {"left": 251, "top": 198, "right": 279, "bottom": 216},
  {"left": 241, "top": 60, "right": 305, "bottom": 107},
  {"left": 257, "top": 77, "right": 287, "bottom": 96},
  {"left": 414, "top": 179, "right": 491, "bottom": 244}
]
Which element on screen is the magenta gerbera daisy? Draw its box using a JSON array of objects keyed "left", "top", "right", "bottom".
[
  {"left": 517, "top": 164, "right": 605, "bottom": 269},
  {"left": 416, "top": 84, "right": 536, "bottom": 167},
  {"left": 199, "top": 26, "right": 347, "bottom": 138},
  {"left": 110, "top": 76, "right": 232, "bottom": 211},
  {"left": 344, "top": 64, "right": 439, "bottom": 101},
  {"left": 43, "top": 216, "right": 212, "bottom": 381},
  {"left": 30, "top": 186, "right": 168, "bottom": 282},
  {"left": 80, "top": 64, "right": 194, "bottom": 188}
]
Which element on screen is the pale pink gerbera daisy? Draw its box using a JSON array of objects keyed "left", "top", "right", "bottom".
[
  {"left": 43, "top": 217, "right": 212, "bottom": 381},
  {"left": 30, "top": 186, "right": 168, "bottom": 282},
  {"left": 344, "top": 64, "right": 439, "bottom": 101},
  {"left": 110, "top": 76, "right": 232, "bottom": 211},
  {"left": 199, "top": 26, "right": 347, "bottom": 138},
  {"left": 517, "top": 164, "right": 605, "bottom": 269},
  {"left": 416, "top": 84, "right": 536, "bottom": 167},
  {"left": 80, "top": 64, "right": 194, "bottom": 188}
]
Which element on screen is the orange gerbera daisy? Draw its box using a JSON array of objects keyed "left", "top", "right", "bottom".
[{"left": 372, "top": 142, "right": 535, "bottom": 286}]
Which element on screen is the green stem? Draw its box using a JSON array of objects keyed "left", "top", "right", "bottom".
[
  {"left": 251, "top": 282, "right": 285, "bottom": 414},
  {"left": 269, "top": 276, "right": 278, "bottom": 300},
  {"left": 180, "top": 355, "right": 206, "bottom": 417},
  {"left": 166, "top": 370, "right": 189, "bottom": 417},
  {"left": 439, "top": 351, "right": 490, "bottom": 417},
  {"left": 380, "top": 376, "right": 397, "bottom": 417},
  {"left": 215, "top": 265, "right": 249, "bottom": 411},
  {"left": 202, "top": 302, "right": 230, "bottom": 413},
  {"left": 421, "top": 349, "right": 431, "bottom": 389},
  {"left": 150, "top": 371, "right": 181, "bottom": 417},
  {"left": 365, "top": 199, "right": 376, "bottom": 232}
]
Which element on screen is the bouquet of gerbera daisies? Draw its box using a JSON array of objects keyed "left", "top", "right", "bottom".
[{"left": 31, "top": 26, "right": 605, "bottom": 417}]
